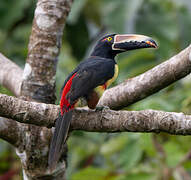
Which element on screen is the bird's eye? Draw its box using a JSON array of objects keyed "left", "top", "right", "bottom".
[
  {"left": 107, "top": 37, "right": 112, "bottom": 41},
  {"left": 102, "top": 37, "right": 112, "bottom": 42}
]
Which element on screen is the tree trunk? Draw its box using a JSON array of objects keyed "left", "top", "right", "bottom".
[{"left": 16, "top": 0, "right": 73, "bottom": 179}]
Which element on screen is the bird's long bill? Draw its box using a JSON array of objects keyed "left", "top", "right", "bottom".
[{"left": 112, "top": 34, "right": 158, "bottom": 51}]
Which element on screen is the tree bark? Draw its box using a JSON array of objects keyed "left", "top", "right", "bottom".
[
  {"left": 15, "top": 0, "right": 73, "bottom": 179},
  {"left": 0, "top": 117, "right": 21, "bottom": 147},
  {"left": 0, "top": 53, "right": 22, "bottom": 149},
  {"left": 1, "top": 93, "right": 191, "bottom": 136},
  {"left": 21, "top": 0, "right": 73, "bottom": 103},
  {"left": 0, "top": 53, "right": 23, "bottom": 97}
]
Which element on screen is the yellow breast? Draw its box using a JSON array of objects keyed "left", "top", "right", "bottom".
[
  {"left": 95, "top": 64, "right": 119, "bottom": 97},
  {"left": 106, "top": 64, "right": 119, "bottom": 87}
]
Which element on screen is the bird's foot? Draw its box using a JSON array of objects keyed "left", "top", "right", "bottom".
[{"left": 95, "top": 106, "right": 110, "bottom": 112}]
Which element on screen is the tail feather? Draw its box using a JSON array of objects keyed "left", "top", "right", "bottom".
[{"left": 48, "top": 111, "right": 72, "bottom": 169}]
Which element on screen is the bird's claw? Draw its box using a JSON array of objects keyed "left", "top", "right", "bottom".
[{"left": 95, "top": 106, "right": 110, "bottom": 112}]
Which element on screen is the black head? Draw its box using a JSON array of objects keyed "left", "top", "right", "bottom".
[{"left": 91, "top": 34, "right": 157, "bottom": 59}]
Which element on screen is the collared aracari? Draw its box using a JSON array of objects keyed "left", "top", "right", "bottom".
[{"left": 48, "top": 34, "right": 157, "bottom": 169}]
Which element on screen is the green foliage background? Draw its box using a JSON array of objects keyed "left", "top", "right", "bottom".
[{"left": 0, "top": 0, "right": 191, "bottom": 179}]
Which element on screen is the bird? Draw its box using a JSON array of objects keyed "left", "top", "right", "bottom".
[{"left": 48, "top": 33, "right": 157, "bottom": 169}]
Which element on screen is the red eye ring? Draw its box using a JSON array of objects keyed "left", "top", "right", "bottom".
[{"left": 101, "top": 38, "right": 107, "bottom": 42}]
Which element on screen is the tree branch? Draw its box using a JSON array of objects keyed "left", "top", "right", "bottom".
[
  {"left": 0, "top": 93, "right": 58, "bottom": 127},
  {"left": 21, "top": 0, "right": 73, "bottom": 104},
  {"left": 72, "top": 109, "right": 191, "bottom": 135},
  {"left": 1, "top": 93, "right": 191, "bottom": 135},
  {"left": 0, "top": 53, "right": 23, "bottom": 97},
  {"left": 99, "top": 45, "right": 191, "bottom": 109},
  {"left": 0, "top": 117, "right": 21, "bottom": 147},
  {"left": 15, "top": 0, "right": 73, "bottom": 179},
  {"left": 1, "top": 45, "right": 191, "bottom": 110},
  {"left": 0, "top": 53, "right": 23, "bottom": 146}
]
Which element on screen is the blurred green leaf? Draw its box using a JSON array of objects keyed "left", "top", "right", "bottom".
[
  {"left": 118, "top": 137, "right": 143, "bottom": 170},
  {"left": 67, "top": 0, "right": 88, "bottom": 24},
  {"left": 164, "top": 141, "right": 185, "bottom": 167},
  {"left": 0, "top": 86, "right": 13, "bottom": 96},
  {"left": 71, "top": 167, "right": 109, "bottom": 180},
  {"left": 117, "top": 172, "right": 155, "bottom": 180},
  {"left": 0, "top": 0, "right": 31, "bottom": 30},
  {"left": 100, "top": 134, "right": 128, "bottom": 156},
  {"left": 140, "top": 134, "right": 156, "bottom": 157}
]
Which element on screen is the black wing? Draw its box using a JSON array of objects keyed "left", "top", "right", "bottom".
[
  {"left": 66, "top": 57, "right": 115, "bottom": 104},
  {"left": 49, "top": 57, "right": 115, "bottom": 169}
]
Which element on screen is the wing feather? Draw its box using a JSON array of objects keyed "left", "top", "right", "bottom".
[{"left": 66, "top": 58, "right": 115, "bottom": 104}]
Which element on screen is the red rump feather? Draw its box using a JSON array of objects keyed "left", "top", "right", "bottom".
[{"left": 60, "top": 73, "right": 77, "bottom": 115}]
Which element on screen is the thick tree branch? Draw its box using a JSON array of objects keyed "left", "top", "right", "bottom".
[
  {"left": 15, "top": 0, "right": 73, "bottom": 179},
  {"left": 0, "top": 53, "right": 23, "bottom": 147},
  {"left": 99, "top": 45, "right": 191, "bottom": 109},
  {"left": 0, "top": 53, "right": 23, "bottom": 97},
  {"left": 0, "top": 117, "right": 21, "bottom": 147},
  {"left": 1, "top": 93, "right": 191, "bottom": 135},
  {"left": 0, "top": 94, "right": 58, "bottom": 127},
  {"left": 21, "top": 0, "right": 73, "bottom": 104},
  {"left": 72, "top": 109, "right": 191, "bottom": 135}
]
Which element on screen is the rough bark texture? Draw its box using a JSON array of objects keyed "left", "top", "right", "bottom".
[
  {"left": 72, "top": 108, "right": 191, "bottom": 135},
  {"left": 0, "top": 53, "right": 23, "bottom": 149},
  {"left": 1, "top": 93, "right": 191, "bottom": 136},
  {"left": 0, "top": 117, "right": 21, "bottom": 147},
  {"left": 0, "top": 53, "right": 23, "bottom": 97},
  {"left": 0, "top": 93, "right": 58, "bottom": 127},
  {"left": 21, "top": 0, "right": 72, "bottom": 104},
  {"left": 16, "top": 0, "right": 73, "bottom": 179},
  {"left": 99, "top": 45, "right": 191, "bottom": 109}
]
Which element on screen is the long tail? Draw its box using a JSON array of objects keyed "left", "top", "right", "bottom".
[{"left": 48, "top": 111, "right": 72, "bottom": 169}]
